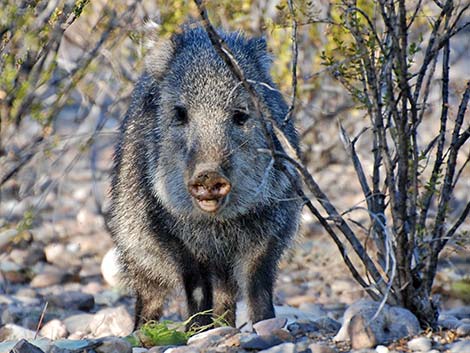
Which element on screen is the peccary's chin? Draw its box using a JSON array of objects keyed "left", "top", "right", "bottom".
[{"left": 187, "top": 163, "right": 232, "bottom": 214}]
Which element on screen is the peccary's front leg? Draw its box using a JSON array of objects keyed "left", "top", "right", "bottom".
[
  {"left": 213, "top": 267, "right": 238, "bottom": 327},
  {"left": 183, "top": 262, "right": 213, "bottom": 330},
  {"left": 134, "top": 284, "right": 169, "bottom": 330},
  {"left": 242, "top": 239, "right": 281, "bottom": 323}
]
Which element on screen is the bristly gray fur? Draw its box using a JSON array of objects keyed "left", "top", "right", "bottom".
[{"left": 109, "top": 27, "right": 302, "bottom": 328}]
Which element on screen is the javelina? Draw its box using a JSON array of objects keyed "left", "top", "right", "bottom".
[{"left": 109, "top": 27, "right": 302, "bottom": 329}]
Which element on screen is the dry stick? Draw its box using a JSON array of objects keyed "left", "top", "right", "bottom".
[
  {"left": 339, "top": 124, "right": 388, "bottom": 268},
  {"left": 0, "top": 136, "right": 44, "bottom": 186},
  {"left": 444, "top": 201, "right": 470, "bottom": 245},
  {"left": 193, "top": 0, "right": 391, "bottom": 300},
  {"left": 278, "top": 155, "right": 380, "bottom": 300},
  {"left": 284, "top": 0, "right": 298, "bottom": 124},
  {"left": 426, "top": 80, "right": 470, "bottom": 292},
  {"left": 34, "top": 301, "right": 48, "bottom": 339}
]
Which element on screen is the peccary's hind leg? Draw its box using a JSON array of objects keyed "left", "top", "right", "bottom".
[
  {"left": 134, "top": 284, "right": 169, "bottom": 330},
  {"left": 183, "top": 262, "right": 213, "bottom": 330}
]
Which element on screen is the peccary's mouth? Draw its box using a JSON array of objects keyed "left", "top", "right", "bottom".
[{"left": 194, "top": 197, "right": 224, "bottom": 213}]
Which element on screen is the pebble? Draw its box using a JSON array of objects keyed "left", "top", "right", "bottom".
[
  {"left": 254, "top": 318, "right": 287, "bottom": 336},
  {"left": 187, "top": 326, "right": 238, "bottom": 346},
  {"left": 63, "top": 313, "right": 94, "bottom": 334},
  {"left": 447, "top": 306, "right": 470, "bottom": 320},
  {"left": 456, "top": 323, "right": 470, "bottom": 337},
  {"left": 30, "top": 271, "right": 70, "bottom": 288},
  {"left": 48, "top": 291, "right": 95, "bottom": 311},
  {"left": 407, "top": 337, "right": 432, "bottom": 352},
  {"left": 309, "top": 342, "right": 337, "bottom": 353},
  {"left": 39, "top": 319, "right": 68, "bottom": 340},
  {"left": 375, "top": 345, "right": 389, "bottom": 353},
  {"left": 164, "top": 347, "right": 200, "bottom": 353},
  {"left": 133, "top": 348, "right": 149, "bottom": 353},
  {"left": 95, "top": 337, "right": 132, "bottom": 353},
  {"left": 148, "top": 346, "right": 178, "bottom": 353},
  {"left": 239, "top": 333, "right": 284, "bottom": 350},
  {"left": 334, "top": 300, "right": 420, "bottom": 349},
  {"left": 449, "top": 340, "right": 470, "bottom": 353},
  {"left": 89, "top": 306, "right": 134, "bottom": 337},
  {"left": 312, "top": 316, "right": 341, "bottom": 333},
  {"left": 258, "top": 342, "right": 297, "bottom": 353},
  {"left": 0, "top": 323, "right": 37, "bottom": 341},
  {"left": 287, "top": 320, "right": 319, "bottom": 336},
  {"left": 438, "top": 314, "right": 461, "bottom": 329}
]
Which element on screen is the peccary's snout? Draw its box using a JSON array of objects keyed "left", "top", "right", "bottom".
[{"left": 188, "top": 170, "right": 231, "bottom": 213}]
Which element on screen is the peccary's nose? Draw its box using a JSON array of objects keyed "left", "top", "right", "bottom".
[{"left": 188, "top": 171, "right": 231, "bottom": 201}]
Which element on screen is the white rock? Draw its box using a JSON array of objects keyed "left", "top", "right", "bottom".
[
  {"left": 254, "top": 318, "right": 287, "bottom": 336},
  {"left": 39, "top": 319, "right": 68, "bottom": 340},
  {"left": 0, "top": 324, "right": 38, "bottom": 341},
  {"left": 258, "top": 342, "right": 296, "bottom": 353},
  {"left": 187, "top": 326, "right": 238, "bottom": 345},
  {"left": 407, "top": 337, "right": 432, "bottom": 352},
  {"left": 63, "top": 313, "right": 94, "bottom": 334},
  {"left": 375, "top": 345, "right": 389, "bottom": 353},
  {"left": 89, "top": 306, "right": 133, "bottom": 337},
  {"left": 95, "top": 337, "right": 132, "bottom": 353}
]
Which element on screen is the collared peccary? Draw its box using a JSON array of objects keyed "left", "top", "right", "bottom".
[{"left": 109, "top": 27, "right": 302, "bottom": 329}]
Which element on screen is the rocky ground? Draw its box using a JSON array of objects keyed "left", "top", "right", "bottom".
[{"left": 1, "top": 88, "right": 469, "bottom": 353}]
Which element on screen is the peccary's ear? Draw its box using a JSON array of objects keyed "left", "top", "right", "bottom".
[
  {"left": 145, "top": 35, "right": 176, "bottom": 80},
  {"left": 248, "top": 37, "right": 272, "bottom": 75}
]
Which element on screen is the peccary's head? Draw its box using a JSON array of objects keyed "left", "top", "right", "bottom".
[{"left": 145, "top": 28, "right": 296, "bottom": 219}]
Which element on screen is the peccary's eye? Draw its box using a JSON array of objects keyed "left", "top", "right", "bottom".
[
  {"left": 174, "top": 105, "right": 188, "bottom": 125},
  {"left": 233, "top": 111, "right": 250, "bottom": 126}
]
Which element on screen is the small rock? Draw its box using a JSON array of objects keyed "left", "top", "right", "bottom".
[
  {"left": 308, "top": 342, "right": 337, "bottom": 353},
  {"left": 287, "top": 320, "right": 319, "bottom": 336},
  {"left": 101, "top": 247, "right": 122, "bottom": 287},
  {"left": 254, "top": 318, "right": 287, "bottom": 336},
  {"left": 272, "top": 329, "right": 294, "bottom": 342},
  {"left": 164, "top": 347, "right": 200, "bottom": 353},
  {"left": 63, "top": 313, "right": 94, "bottom": 334},
  {"left": 0, "top": 228, "right": 18, "bottom": 248},
  {"left": 375, "top": 345, "right": 389, "bottom": 353},
  {"left": 449, "top": 340, "right": 470, "bottom": 353},
  {"left": 438, "top": 314, "right": 461, "bottom": 329},
  {"left": 53, "top": 340, "right": 92, "bottom": 351},
  {"left": 312, "top": 317, "right": 341, "bottom": 333},
  {"left": 334, "top": 300, "right": 420, "bottom": 349},
  {"left": 95, "top": 337, "right": 132, "bottom": 353},
  {"left": 187, "top": 326, "right": 238, "bottom": 346},
  {"left": 239, "top": 333, "right": 284, "bottom": 350},
  {"left": 0, "top": 324, "right": 37, "bottom": 341},
  {"left": 447, "top": 306, "right": 470, "bottom": 320},
  {"left": 89, "top": 306, "right": 134, "bottom": 337},
  {"left": 44, "top": 244, "right": 80, "bottom": 268},
  {"left": 456, "top": 323, "right": 470, "bottom": 337},
  {"left": 48, "top": 291, "right": 95, "bottom": 311},
  {"left": 39, "top": 319, "right": 68, "bottom": 340},
  {"left": 148, "top": 346, "right": 177, "bottom": 353},
  {"left": 30, "top": 271, "right": 70, "bottom": 288},
  {"left": 133, "top": 348, "right": 148, "bottom": 353},
  {"left": 258, "top": 342, "right": 296, "bottom": 353},
  {"left": 10, "top": 339, "right": 45, "bottom": 353},
  {"left": 407, "top": 337, "right": 432, "bottom": 352}
]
